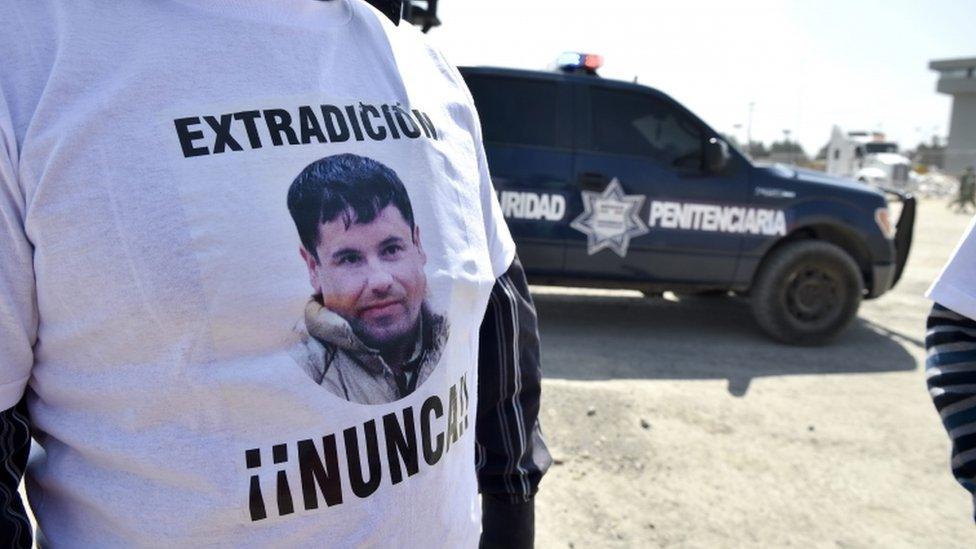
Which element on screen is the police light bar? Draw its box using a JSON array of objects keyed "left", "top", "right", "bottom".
[{"left": 557, "top": 52, "right": 603, "bottom": 75}]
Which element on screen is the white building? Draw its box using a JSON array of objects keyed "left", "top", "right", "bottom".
[{"left": 930, "top": 57, "right": 976, "bottom": 174}]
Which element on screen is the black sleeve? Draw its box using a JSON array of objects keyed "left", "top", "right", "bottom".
[
  {"left": 926, "top": 302, "right": 976, "bottom": 521},
  {"left": 0, "top": 398, "right": 32, "bottom": 548},
  {"left": 476, "top": 254, "right": 552, "bottom": 549}
]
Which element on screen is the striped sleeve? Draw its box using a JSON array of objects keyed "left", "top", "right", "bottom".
[
  {"left": 926, "top": 302, "right": 976, "bottom": 520},
  {"left": 0, "top": 398, "right": 31, "bottom": 548},
  {"left": 476, "top": 254, "right": 551, "bottom": 504}
]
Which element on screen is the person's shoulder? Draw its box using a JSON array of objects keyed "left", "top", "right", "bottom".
[
  {"left": 320, "top": 347, "right": 368, "bottom": 401},
  {"left": 0, "top": 1, "right": 62, "bottom": 51},
  {"left": 353, "top": 1, "right": 475, "bottom": 121},
  {"left": 401, "top": 25, "right": 467, "bottom": 91},
  {"left": 288, "top": 319, "right": 332, "bottom": 384},
  {"left": 353, "top": 1, "right": 466, "bottom": 93},
  {"left": 0, "top": 0, "right": 66, "bottom": 139}
]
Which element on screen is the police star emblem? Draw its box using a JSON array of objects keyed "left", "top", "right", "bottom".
[{"left": 570, "top": 178, "right": 649, "bottom": 257}]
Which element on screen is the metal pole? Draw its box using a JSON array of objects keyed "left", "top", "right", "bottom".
[
  {"left": 747, "top": 102, "right": 754, "bottom": 157},
  {"left": 783, "top": 129, "right": 792, "bottom": 165}
]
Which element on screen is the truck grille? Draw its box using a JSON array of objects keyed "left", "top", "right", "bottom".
[{"left": 893, "top": 164, "right": 909, "bottom": 182}]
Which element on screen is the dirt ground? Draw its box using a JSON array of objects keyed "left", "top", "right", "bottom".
[
  {"left": 533, "top": 198, "right": 974, "bottom": 548},
  {"left": 15, "top": 199, "right": 972, "bottom": 547}
]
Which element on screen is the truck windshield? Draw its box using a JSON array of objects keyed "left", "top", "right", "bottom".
[
  {"left": 864, "top": 143, "right": 898, "bottom": 153},
  {"left": 724, "top": 136, "right": 753, "bottom": 164}
]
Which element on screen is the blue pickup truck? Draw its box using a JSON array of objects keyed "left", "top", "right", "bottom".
[{"left": 460, "top": 59, "right": 915, "bottom": 345}]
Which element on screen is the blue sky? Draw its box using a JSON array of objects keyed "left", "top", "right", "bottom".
[{"left": 429, "top": 0, "right": 975, "bottom": 156}]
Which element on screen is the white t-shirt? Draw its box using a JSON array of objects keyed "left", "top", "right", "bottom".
[
  {"left": 928, "top": 215, "right": 976, "bottom": 320},
  {"left": 0, "top": 1, "right": 515, "bottom": 546}
]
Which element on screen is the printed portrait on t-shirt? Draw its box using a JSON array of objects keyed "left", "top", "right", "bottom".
[{"left": 286, "top": 153, "right": 448, "bottom": 405}]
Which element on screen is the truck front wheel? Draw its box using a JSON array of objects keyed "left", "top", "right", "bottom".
[{"left": 750, "top": 241, "right": 863, "bottom": 345}]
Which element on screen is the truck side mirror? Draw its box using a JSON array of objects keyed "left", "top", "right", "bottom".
[{"left": 705, "top": 137, "right": 730, "bottom": 173}]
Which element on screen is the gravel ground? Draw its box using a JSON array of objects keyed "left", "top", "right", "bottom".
[{"left": 533, "top": 198, "right": 974, "bottom": 548}]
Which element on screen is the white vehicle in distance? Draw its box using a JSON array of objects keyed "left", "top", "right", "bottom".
[{"left": 826, "top": 126, "right": 913, "bottom": 190}]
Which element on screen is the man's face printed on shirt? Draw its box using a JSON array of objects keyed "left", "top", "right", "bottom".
[{"left": 303, "top": 205, "right": 428, "bottom": 353}]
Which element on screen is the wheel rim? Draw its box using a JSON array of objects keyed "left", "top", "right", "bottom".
[{"left": 784, "top": 265, "right": 843, "bottom": 324}]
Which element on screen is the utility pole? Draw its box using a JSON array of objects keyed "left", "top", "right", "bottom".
[
  {"left": 783, "top": 129, "right": 793, "bottom": 165},
  {"left": 747, "top": 102, "right": 755, "bottom": 157}
]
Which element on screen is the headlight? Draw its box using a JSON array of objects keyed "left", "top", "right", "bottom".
[{"left": 875, "top": 207, "right": 896, "bottom": 239}]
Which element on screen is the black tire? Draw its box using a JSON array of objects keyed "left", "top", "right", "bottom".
[{"left": 750, "top": 241, "right": 863, "bottom": 345}]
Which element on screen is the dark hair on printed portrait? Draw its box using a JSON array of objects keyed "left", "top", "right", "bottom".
[{"left": 287, "top": 153, "right": 416, "bottom": 262}]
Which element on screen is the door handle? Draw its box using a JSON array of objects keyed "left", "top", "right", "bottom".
[{"left": 578, "top": 172, "right": 608, "bottom": 192}]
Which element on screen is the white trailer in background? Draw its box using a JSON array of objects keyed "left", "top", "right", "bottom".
[{"left": 826, "top": 126, "right": 912, "bottom": 189}]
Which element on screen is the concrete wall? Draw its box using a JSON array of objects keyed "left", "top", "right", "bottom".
[
  {"left": 946, "top": 93, "right": 976, "bottom": 174},
  {"left": 932, "top": 58, "right": 976, "bottom": 174}
]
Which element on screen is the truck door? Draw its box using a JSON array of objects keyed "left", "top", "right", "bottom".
[
  {"left": 565, "top": 83, "right": 750, "bottom": 285},
  {"left": 463, "top": 72, "right": 574, "bottom": 275}
]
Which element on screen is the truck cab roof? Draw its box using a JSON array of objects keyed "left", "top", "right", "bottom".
[{"left": 459, "top": 66, "right": 687, "bottom": 114}]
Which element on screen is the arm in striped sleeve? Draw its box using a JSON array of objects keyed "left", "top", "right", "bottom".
[
  {"left": 926, "top": 302, "right": 976, "bottom": 520},
  {"left": 476, "top": 254, "right": 551, "bottom": 549},
  {"left": 0, "top": 399, "right": 31, "bottom": 548}
]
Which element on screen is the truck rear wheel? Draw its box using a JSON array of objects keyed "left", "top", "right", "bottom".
[{"left": 750, "top": 241, "right": 862, "bottom": 345}]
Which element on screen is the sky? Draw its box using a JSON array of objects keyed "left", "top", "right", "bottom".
[{"left": 427, "top": 0, "right": 976, "bottom": 157}]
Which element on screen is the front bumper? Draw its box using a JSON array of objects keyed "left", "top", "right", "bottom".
[
  {"left": 869, "top": 188, "right": 916, "bottom": 297},
  {"left": 868, "top": 262, "right": 896, "bottom": 298}
]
